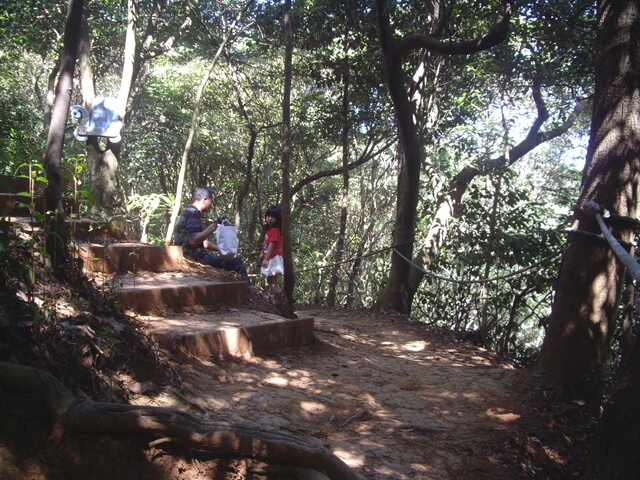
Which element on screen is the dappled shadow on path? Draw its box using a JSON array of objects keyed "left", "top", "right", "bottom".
[{"left": 142, "top": 306, "right": 592, "bottom": 479}]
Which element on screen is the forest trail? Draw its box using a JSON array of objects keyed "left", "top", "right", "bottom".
[{"left": 138, "top": 306, "right": 587, "bottom": 479}]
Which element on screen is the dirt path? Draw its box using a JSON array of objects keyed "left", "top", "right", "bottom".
[{"left": 139, "top": 306, "right": 587, "bottom": 479}]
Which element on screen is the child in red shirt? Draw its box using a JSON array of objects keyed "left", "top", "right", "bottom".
[{"left": 260, "top": 206, "right": 284, "bottom": 294}]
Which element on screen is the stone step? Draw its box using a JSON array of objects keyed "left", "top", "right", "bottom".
[
  {"left": 0, "top": 175, "right": 33, "bottom": 193},
  {"left": 0, "top": 193, "right": 45, "bottom": 216},
  {"left": 140, "top": 309, "right": 315, "bottom": 360},
  {"left": 1, "top": 175, "right": 310, "bottom": 358},
  {"left": 112, "top": 272, "right": 247, "bottom": 314},
  {"left": 76, "top": 243, "right": 185, "bottom": 273},
  {"left": 9, "top": 217, "right": 126, "bottom": 242}
]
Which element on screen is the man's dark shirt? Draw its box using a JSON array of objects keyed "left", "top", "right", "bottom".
[{"left": 173, "top": 205, "right": 205, "bottom": 255}]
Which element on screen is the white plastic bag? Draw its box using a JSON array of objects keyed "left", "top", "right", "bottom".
[{"left": 216, "top": 225, "right": 238, "bottom": 258}]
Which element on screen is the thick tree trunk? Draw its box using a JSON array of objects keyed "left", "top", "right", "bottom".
[
  {"left": 585, "top": 333, "right": 640, "bottom": 478},
  {"left": 374, "top": 143, "right": 420, "bottom": 314},
  {"left": 372, "top": 1, "right": 420, "bottom": 313},
  {"left": 536, "top": 0, "right": 640, "bottom": 403}
]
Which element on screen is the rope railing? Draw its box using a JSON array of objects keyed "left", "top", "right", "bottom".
[
  {"left": 581, "top": 201, "right": 640, "bottom": 283},
  {"left": 293, "top": 246, "right": 394, "bottom": 274},
  {"left": 391, "top": 247, "right": 561, "bottom": 285},
  {"left": 293, "top": 241, "right": 561, "bottom": 285},
  {"left": 289, "top": 203, "right": 640, "bottom": 291}
]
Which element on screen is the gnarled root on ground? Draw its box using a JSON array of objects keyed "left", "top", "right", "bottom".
[{"left": 0, "top": 361, "right": 361, "bottom": 480}]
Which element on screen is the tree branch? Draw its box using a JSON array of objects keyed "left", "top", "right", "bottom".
[
  {"left": 291, "top": 135, "right": 396, "bottom": 197},
  {"left": 396, "top": 3, "right": 512, "bottom": 57},
  {"left": 470, "top": 87, "right": 590, "bottom": 179}
]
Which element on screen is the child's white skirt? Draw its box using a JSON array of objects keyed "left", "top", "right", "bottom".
[{"left": 261, "top": 255, "right": 284, "bottom": 276}]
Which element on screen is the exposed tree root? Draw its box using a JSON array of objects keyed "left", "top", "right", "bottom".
[{"left": 0, "top": 361, "right": 361, "bottom": 480}]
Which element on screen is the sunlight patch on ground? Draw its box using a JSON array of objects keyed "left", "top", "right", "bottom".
[
  {"left": 300, "top": 401, "right": 327, "bottom": 415},
  {"left": 438, "top": 391, "right": 457, "bottom": 399},
  {"left": 233, "top": 372, "right": 258, "bottom": 383},
  {"left": 137, "top": 391, "right": 231, "bottom": 410},
  {"left": 485, "top": 407, "right": 521, "bottom": 422},
  {"left": 286, "top": 375, "right": 319, "bottom": 390},
  {"left": 332, "top": 448, "right": 365, "bottom": 468},
  {"left": 402, "top": 340, "right": 427, "bottom": 351},
  {"left": 265, "top": 375, "right": 288, "bottom": 387}
]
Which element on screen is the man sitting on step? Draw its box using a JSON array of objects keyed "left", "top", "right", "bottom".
[{"left": 173, "top": 187, "right": 249, "bottom": 282}]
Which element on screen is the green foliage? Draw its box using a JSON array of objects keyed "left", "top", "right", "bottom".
[
  {"left": 0, "top": 0, "right": 596, "bottom": 363},
  {"left": 413, "top": 149, "right": 581, "bottom": 364},
  {"left": 0, "top": 54, "right": 47, "bottom": 173},
  {"left": 0, "top": 0, "right": 66, "bottom": 56},
  {"left": 125, "top": 192, "right": 174, "bottom": 243}
]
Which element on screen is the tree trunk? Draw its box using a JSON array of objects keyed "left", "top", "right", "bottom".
[
  {"left": 372, "top": 0, "right": 421, "bottom": 314},
  {"left": 228, "top": 54, "right": 258, "bottom": 227},
  {"left": 90, "top": 0, "right": 139, "bottom": 207},
  {"left": 585, "top": 333, "right": 640, "bottom": 478},
  {"left": 619, "top": 277, "right": 635, "bottom": 364},
  {"left": 479, "top": 175, "right": 502, "bottom": 344},
  {"left": 374, "top": 143, "right": 420, "bottom": 314},
  {"left": 327, "top": 46, "right": 351, "bottom": 307},
  {"left": 43, "top": 0, "right": 84, "bottom": 272},
  {"left": 536, "top": 0, "right": 640, "bottom": 403},
  {"left": 164, "top": 4, "right": 250, "bottom": 244},
  {"left": 86, "top": 0, "right": 193, "bottom": 209},
  {"left": 373, "top": 0, "right": 511, "bottom": 314},
  {"left": 280, "top": 0, "right": 295, "bottom": 306}
]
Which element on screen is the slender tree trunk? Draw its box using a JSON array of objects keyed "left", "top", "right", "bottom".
[
  {"left": 78, "top": 8, "right": 94, "bottom": 104},
  {"left": 536, "top": 0, "right": 640, "bottom": 403},
  {"left": 345, "top": 250, "right": 363, "bottom": 308},
  {"left": 280, "top": 0, "right": 295, "bottom": 305},
  {"left": 480, "top": 174, "right": 501, "bottom": 344},
  {"left": 164, "top": 5, "right": 250, "bottom": 244},
  {"left": 346, "top": 174, "right": 389, "bottom": 307},
  {"left": 164, "top": 53, "right": 223, "bottom": 244},
  {"left": 327, "top": 48, "right": 351, "bottom": 307},
  {"left": 43, "top": 0, "right": 84, "bottom": 272},
  {"left": 228, "top": 55, "right": 258, "bottom": 226}
]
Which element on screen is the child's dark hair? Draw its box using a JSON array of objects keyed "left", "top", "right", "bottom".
[{"left": 265, "top": 205, "right": 282, "bottom": 229}]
